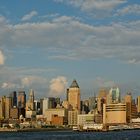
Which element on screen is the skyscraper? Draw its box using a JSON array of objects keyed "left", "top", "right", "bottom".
[
  {"left": 108, "top": 87, "right": 120, "bottom": 104},
  {"left": 43, "top": 97, "right": 56, "bottom": 116},
  {"left": 18, "top": 91, "right": 26, "bottom": 117},
  {"left": 5, "top": 96, "right": 12, "bottom": 119},
  {"left": 137, "top": 96, "right": 140, "bottom": 113},
  {"left": 9, "top": 91, "right": 17, "bottom": 107},
  {"left": 67, "top": 80, "right": 80, "bottom": 111},
  {"left": 18, "top": 91, "right": 26, "bottom": 108},
  {"left": 26, "top": 89, "right": 35, "bottom": 111},
  {"left": 0, "top": 96, "right": 6, "bottom": 119}
]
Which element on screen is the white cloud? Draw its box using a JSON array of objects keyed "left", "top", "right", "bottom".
[
  {"left": 0, "top": 50, "right": 5, "bottom": 65},
  {"left": 54, "top": 0, "right": 126, "bottom": 17},
  {"left": 21, "top": 76, "right": 48, "bottom": 88},
  {"left": 49, "top": 76, "right": 67, "bottom": 96},
  {"left": 21, "top": 11, "right": 38, "bottom": 21},
  {"left": 116, "top": 4, "right": 140, "bottom": 16},
  {"left": 1, "top": 82, "right": 17, "bottom": 89},
  {"left": 0, "top": 15, "right": 140, "bottom": 64}
]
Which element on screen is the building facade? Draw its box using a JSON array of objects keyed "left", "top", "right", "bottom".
[
  {"left": 67, "top": 80, "right": 80, "bottom": 111},
  {"left": 103, "top": 103, "right": 126, "bottom": 125}
]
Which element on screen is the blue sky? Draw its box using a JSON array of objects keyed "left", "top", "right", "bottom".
[{"left": 0, "top": 0, "right": 140, "bottom": 99}]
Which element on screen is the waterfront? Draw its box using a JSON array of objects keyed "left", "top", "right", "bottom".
[{"left": 0, "top": 130, "right": 140, "bottom": 140}]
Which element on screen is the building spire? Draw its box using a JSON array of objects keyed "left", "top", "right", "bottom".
[{"left": 70, "top": 79, "right": 79, "bottom": 88}]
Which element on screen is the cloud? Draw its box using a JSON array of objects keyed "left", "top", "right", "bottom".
[
  {"left": 0, "top": 50, "right": 5, "bottom": 65},
  {"left": 21, "top": 76, "right": 48, "bottom": 88},
  {"left": 21, "top": 11, "right": 38, "bottom": 21},
  {"left": 116, "top": 4, "right": 140, "bottom": 16},
  {"left": 93, "top": 77, "right": 116, "bottom": 88},
  {"left": 49, "top": 76, "right": 67, "bottom": 97},
  {"left": 0, "top": 15, "right": 140, "bottom": 64},
  {"left": 1, "top": 82, "right": 17, "bottom": 89},
  {"left": 54, "top": 0, "right": 126, "bottom": 17}
]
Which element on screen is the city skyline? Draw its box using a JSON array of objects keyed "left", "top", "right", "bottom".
[{"left": 0, "top": 0, "right": 140, "bottom": 99}]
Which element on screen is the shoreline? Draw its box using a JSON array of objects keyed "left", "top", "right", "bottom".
[{"left": 0, "top": 127, "right": 72, "bottom": 132}]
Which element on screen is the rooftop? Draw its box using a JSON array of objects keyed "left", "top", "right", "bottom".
[{"left": 70, "top": 79, "right": 79, "bottom": 88}]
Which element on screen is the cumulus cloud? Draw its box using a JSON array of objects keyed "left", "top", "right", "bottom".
[
  {"left": 116, "top": 4, "right": 140, "bottom": 16},
  {"left": 0, "top": 50, "right": 5, "bottom": 65},
  {"left": 21, "top": 11, "right": 38, "bottom": 21},
  {"left": 49, "top": 76, "right": 67, "bottom": 96}
]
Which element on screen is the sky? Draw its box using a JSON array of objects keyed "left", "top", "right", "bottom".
[{"left": 0, "top": 0, "right": 140, "bottom": 99}]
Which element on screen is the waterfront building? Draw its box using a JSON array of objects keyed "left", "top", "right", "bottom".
[
  {"left": 9, "top": 91, "right": 17, "bottom": 107},
  {"left": 42, "top": 97, "right": 56, "bottom": 116},
  {"left": 77, "top": 113, "right": 94, "bottom": 126},
  {"left": 51, "top": 115, "right": 65, "bottom": 126},
  {"left": 26, "top": 89, "right": 35, "bottom": 111},
  {"left": 45, "top": 108, "right": 68, "bottom": 124},
  {"left": 67, "top": 80, "right": 80, "bottom": 112},
  {"left": 68, "top": 109, "right": 78, "bottom": 126},
  {"left": 103, "top": 103, "right": 126, "bottom": 125},
  {"left": 108, "top": 87, "right": 120, "bottom": 104}
]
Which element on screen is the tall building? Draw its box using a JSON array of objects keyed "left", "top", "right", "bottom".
[
  {"left": 108, "top": 87, "right": 120, "bottom": 104},
  {"left": 124, "top": 93, "right": 132, "bottom": 123},
  {"left": 0, "top": 96, "right": 6, "bottom": 119},
  {"left": 18, "top": 91, "right": 26, "bottom": 117},
  {"left": 5, "top": 96, "right": 12, "bottom": 119},
  {"left": 18, "top": 91, "right": 26, "bottom": 108},
  {"left": 88, "top": 97, "right": 97, "bottom": 111},
  {"left": 97, "top": 89, "right": 107, "bottom": 114},
  {"left": 67, "top": 80, "right": 80, "bottom": 111},
  {"left": 26, "top": 89, "right": 35, "bottom": 111},
  {"left": 9, "top": 91, "right": 17, "bottom": 107},
  {"left": 42, "top": 97, "right": 56, "bottom": 116},
  {"left": 137, "top": 96, "right": 140, "bottom": 113}
]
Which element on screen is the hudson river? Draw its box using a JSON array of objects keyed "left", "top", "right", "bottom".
[{"left": 0, "top": 130, "right": 140, "bottom": 140}]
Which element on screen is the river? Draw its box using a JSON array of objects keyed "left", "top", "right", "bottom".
[{"left": 0, "top": 130, "right": 140, "bottom": 140}]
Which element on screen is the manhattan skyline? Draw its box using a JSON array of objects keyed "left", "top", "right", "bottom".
[{"left": 0, "top": 0, "right": 140, "bottom": 99}]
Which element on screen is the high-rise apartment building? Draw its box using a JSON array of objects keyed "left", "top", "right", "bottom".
[{"left": 67, "top": 80, "right": 80, "bottom": 111}]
